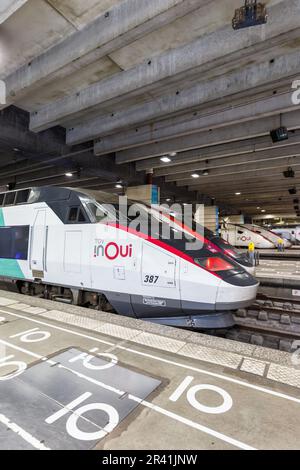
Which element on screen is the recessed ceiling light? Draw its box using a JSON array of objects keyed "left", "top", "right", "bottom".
[
  {"left": 257, "top": 207, "right": 260, "bottom": 210},
  {"left": 166, "top": 198, "right": 171, "bottom": 202},
  {"left": 261, "top": 209, "right": 266, "bottom": 213},
  {"left": 169, "top": 152, "right": 177, "bottom": 157},
  {"left": 115, "top": 184, "right": 123, "bottom": 189},
  {"left": 13, "top": 148, "right": 20, "bottom": 152},
  {"left": 65, "top": 172, "right": 73, "bottom": 177},
  {"left": 235, "top": 192, "right": 241, "bottom": 195},
  {"left": 191, "top": 173, "right": 200, "bottom": 179},
  {"left": 160, "top": 156, "right": 171, "bottom": 163},
  {"left": 202, "top": 170, "right": 209, "bottom": 176}
]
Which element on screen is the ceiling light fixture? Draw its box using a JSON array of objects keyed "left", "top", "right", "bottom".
[
  {"left": 115, "top": 184, "right": 123, "bottom": 189},
  {"left": 160, "top": 156, "right": 171, "bottom": 163},
  {"left": 65, "top": 172, "right": 73, "bottom": 177},
  {"left": 169, "top": 152, "right": 177, "bottom": 157},
  {"left": 191, "top": 173, "right": 200, "bottom": 179}
]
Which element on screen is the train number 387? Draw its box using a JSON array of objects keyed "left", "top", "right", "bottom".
[{"left": 144, "top": 275, "right": 159, "bottom": 284}]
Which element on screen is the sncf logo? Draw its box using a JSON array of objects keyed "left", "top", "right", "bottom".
[{"left": 94, "top": 240, "right": 133, "bottom": 261}]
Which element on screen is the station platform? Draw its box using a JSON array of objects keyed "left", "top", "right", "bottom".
[
  {"left": 255, "top": 247, "right": 300, "bottom": 260},
  {"left": 1, "top": 289, "right": 300, "bottom": 450},
  {"left": 256, "top": 259, "right": 300, "bottom": 282}
]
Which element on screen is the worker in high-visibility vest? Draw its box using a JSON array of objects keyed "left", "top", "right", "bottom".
[
  {"left": 277, "top": 238, "right": 285, "bottom": 253},
  {"left": 248, "top": 241, "right": 255, "bottom": 265}
]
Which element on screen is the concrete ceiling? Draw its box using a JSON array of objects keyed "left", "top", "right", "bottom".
[{"left": 0, "top": 0, "right": 299, "bottom": 216}]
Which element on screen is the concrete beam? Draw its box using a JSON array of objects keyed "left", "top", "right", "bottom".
[
  {"left": 188, "top": 171, "right": 300, "bottom": 187},
  {"left": 136, "top": 132, "right": 300, "bottom": 171},
  {"left": 0, "top": 0, "right": 27, "bottom": 24},
  {"left": 116, "top": 111, "right": 300, "bottom": 163},
  {"left": 89, "top": 54, "right": 300, "bottom": 151},
  {"left": 192, "top": 181, "right": 300, "bottom": 197},
  {"left": 175, "top": 159, "right": 300, "bottom": 186},
  {"left": 30, "top": 0, "right": 300, "bottom": 132},
  {"left": 0, "top": 166, "right": 79, "bottom": 187},
  {"left": 2, "top": 0, "right": 202, "bottom": 108},
  {"left": 0, "top": 106, "right": 66, "bottom": 154},
  {"left": 156, "top": 144, "right": 300, "bottom": 178},
  {"left": 220, "top": 192, "right": 299, "bottom": 201}
]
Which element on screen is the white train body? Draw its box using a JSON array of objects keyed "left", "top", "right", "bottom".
[
  {"left": 221, "top": 223, "right": 292, "bottom": 249},
  {"left": 243, "top": 224, "right": 293, "bottom": 249},
  {"left": 272, "top": 227, "right": 300, "bottom": 245},
  {"left": 0, "top": 187, "right": 259, "bottom": 329}
]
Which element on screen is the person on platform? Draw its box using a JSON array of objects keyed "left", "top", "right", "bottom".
[
  {"left": 277, "top": 238, "right": 285, "bottom": 252},
  {"left": 248, "top": 241, "right": 255, "bottom": 265}
]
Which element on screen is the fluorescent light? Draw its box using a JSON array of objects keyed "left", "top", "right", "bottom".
[
  {"left": 191, "top": 173, "right": 200, "bottom": 178},
  {"left": 65, "top": 172, "right": 73, "bottom": 177},
  {"left": 160, "top": 156, "right": 171, "bottom": 163}
]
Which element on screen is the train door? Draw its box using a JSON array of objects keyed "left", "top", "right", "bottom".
[
  {"left": 131, "top": 242, "right": 180, "bottom": 318},
  {"left": 30, "top": 209, "right": 47, "bottom": 277}
]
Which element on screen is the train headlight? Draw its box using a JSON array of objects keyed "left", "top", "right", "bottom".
[{"left": 194, "top": 257, "right": 234, "bottom": 272}]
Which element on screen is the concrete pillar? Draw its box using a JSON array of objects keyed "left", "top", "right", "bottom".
[
  {"left": 126, "top": 185, "right": 160, "bottom": 205},
  {"left": 195, "top": 205, "right": 219, "bottom": 234}
]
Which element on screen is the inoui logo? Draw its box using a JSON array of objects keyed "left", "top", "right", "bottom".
[
  {"left": 94, "top": 240, "right": 133, "bottom": 261},
  {"left": 291, "top": 80, "right": 300, "bottom": 105},
  {"left": 0, "top": 80, "right": 6, "bottom": 105}
]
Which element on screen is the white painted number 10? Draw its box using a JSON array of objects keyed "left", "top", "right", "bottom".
[
  {"left": 169, "top": 376, "right": 233, "bottom": 414},
  {"left": 46, "top": 392, "right": 120, "bottom": 441}
]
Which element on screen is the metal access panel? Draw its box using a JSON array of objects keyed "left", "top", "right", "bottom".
[{"left": 0, "top": 348, "right": 161, "bottom": 450}]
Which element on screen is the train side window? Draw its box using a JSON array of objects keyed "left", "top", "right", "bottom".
[
  {"left": 4, "top": 192, "right": 16, "bottom": 206},
  {"left": 0, "top": 194, "right": 4, "bottom": 206},
  {"left": 78, "top": 209, "right": 86, "bottom": 222},
  {"left": 0, "top": 226, "right": 29, "bottom": 260},
  {"left": 16, "top": 189, "right": 30, "bottom": 204},
  {"left": 68, "top": 207, "right": 87, "bottom": 223},
  {"left": 68, "top": 207, "right": 79, "bottom": 222}
]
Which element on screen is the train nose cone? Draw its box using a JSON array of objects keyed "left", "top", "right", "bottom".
[{"left": 216, "top": 277, "right": 259, "bottom": 311}]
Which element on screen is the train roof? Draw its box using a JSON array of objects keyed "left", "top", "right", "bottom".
[{"left": 0, "top": 186, "right": 122, "bottom": 208}]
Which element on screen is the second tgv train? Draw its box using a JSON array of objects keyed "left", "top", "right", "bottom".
[
  {"left": 222, "top": 223, "right": 292, "bottom": 249},
  {"left": 0, "top": 187, "right": 259, "bottom": 329}
]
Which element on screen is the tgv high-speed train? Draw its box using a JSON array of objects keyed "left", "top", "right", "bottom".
[
  {"left": 0, "top": 187, "right": 259, "bottom": 329},
  {"left": 271, "top": 226, "right": 300, "bottom": 245},
  {"left": 222, "top": 223, "right": 292, "bottom": 249}
]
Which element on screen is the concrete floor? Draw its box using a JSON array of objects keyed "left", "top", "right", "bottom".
[{"left": 0, "top": 292, "right": 300, "bottom": 449}]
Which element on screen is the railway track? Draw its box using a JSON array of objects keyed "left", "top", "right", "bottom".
[{"left": 225, "top": 295, "right": 300, "bottom": 352}]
